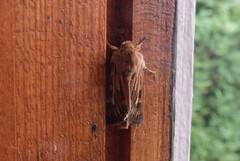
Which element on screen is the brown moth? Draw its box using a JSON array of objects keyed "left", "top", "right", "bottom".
[{"left": 106, "top": 38, "right": 155, "bottom": 129}]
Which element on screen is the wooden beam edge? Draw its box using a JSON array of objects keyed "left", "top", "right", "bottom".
[{"left": 170, "top": 0, "right": 196, "bottom": 161}]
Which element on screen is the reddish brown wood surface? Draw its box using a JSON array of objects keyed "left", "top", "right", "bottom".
[
  {"left": 130, "top": 0, "right": 175, "bottom": 161},
  {"left": 106, "top": 0, "right": 176, "bottom": 161},
  {"left": 0, "top": 0, "right": 178, "bottom": 160},
  {"left": 0, "top": 0, "right": 106, "bottom": 160},
  {"left": 0, "top": 1, "right": 15, "bottom": 160}
]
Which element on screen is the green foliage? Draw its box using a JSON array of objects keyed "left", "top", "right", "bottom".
[{"left": 191, "top": 0, "right": 240, "bottom": 160}]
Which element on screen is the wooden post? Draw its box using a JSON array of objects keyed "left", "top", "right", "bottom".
[
  {"left": 0, "top": 1, "right": 15, "bottom": 160},
  {"left": 130, "top": 0, "right": 175, "bottom": 160},
  {"left": 0, "top": 0, "right": 106, "bottom": 160},
  {"left": 171, "top": 0, "right": 196, "bottom": 161}
]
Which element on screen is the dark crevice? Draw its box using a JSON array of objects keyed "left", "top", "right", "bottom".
[{"left": 106, "top": 0, "right": 133, "bottom": 161}]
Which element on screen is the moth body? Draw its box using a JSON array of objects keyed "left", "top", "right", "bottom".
[{"left": 106, "top": 40, "right": 154, "bottom": 129}]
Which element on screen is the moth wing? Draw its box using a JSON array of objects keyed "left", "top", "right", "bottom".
[
  {"left": 106, "top": 52, "right": 129, "bottom": 124},
  {"left": 125, "top": 70, "right": 144, "bottom": 125}
]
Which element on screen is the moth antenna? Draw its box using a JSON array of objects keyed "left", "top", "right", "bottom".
[
  {"left": 136, "top": 37, "right": 146, "bottom": 51},
  {"left": 107, "top": 41, "right": 119, "bottom": 50}
]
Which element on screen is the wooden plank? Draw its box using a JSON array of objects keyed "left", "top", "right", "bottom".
[
  {"left": 171, "top": 0, "right": 196, "bottom": 161},
  {"left": 131, "top": 0, "right": 176, "bottom": 161},
  {"left": 0, "top": 0, "right": 106, "bottom": 160},
  {"left": 0, "top": 1, "right": 15, "bottom": 160}
]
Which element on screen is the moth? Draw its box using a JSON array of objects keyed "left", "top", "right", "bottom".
[{"left": 106, "top": 38, "right": 155, "bottom": 129}]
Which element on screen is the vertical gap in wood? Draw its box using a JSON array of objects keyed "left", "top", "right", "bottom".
[{"left": 106, "top": 0, "right": 133, "bottom": 161}]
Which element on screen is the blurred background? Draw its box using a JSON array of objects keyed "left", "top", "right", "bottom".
[{"left": 191, "top": 0, "right": 240, "bottom": 160}]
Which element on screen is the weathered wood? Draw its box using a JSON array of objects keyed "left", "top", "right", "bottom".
[
  {"left": 0, "top": 0, "right": 106, "bottom": 160},
  {"left": 0, "top": 1, "right": 15, "bottom": 160},
  {"left": 0, "top": 0, "right": 195, "bottom": 160},
  {"left": 171, "top": 0, "right": 196, "bottom": 161},
  {"left": 130, "top": 0, "right": 176, "bottom": 161}
]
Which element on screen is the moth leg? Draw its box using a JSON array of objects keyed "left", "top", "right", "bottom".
[
  {"left": 145, "top": 66, "right": 156, "bottom": 73},
  {"left": 120, "top": 121, "right": 130, "bottom": 129}
]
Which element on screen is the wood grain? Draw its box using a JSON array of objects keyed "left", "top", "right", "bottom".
[
  {"left": 0, "top": 1, "right": 15, "bottom": 160},
  {"left": 171, "top": 0, "right": 196, "bottom": 161},
  {"left": 0, "top": 0, "right": 106, "bottom": 160},
  {"left": 0, "top": 0, "right": 192, "bottom": 160},
  {"left": 131, "top": 0, "right": 176, "bottom": 161},
  {"left": 106, "top": 0, "right": 176, "bottom": 161}
]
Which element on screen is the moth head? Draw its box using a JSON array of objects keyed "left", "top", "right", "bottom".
[
  {"left": 108, "top": 38, "right": 146, "bottom": 52},
  {"left": 121, "top": 38, "right": 146, "bottom": 52},
  {"left": 121, "top": 41, "right": 135, "bottom": 49}
]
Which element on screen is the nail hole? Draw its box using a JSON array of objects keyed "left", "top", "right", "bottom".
[
  {"left": 59, "top": 19, "right": 63, "bottom": 24},
  {"left": 92, "top": 124, "right": 97, "bottom": 132},
  {"left": 47, "top": 16, "right": 51, "bottom": 21}
]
